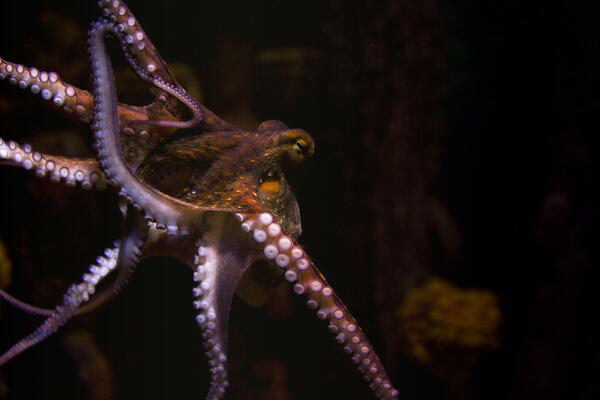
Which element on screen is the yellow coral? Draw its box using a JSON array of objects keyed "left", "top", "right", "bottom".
[{"left": 397, "top": 277, "right": 501, "bottom": 366}]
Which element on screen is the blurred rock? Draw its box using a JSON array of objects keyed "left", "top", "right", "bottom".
[{"left": 398, "top": 277, "right": 501, "bottom": 367}]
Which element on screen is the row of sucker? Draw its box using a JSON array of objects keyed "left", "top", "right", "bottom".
[
  {"left": 235, "top": 212, "right": 400, "bottom": 399},
  {"left": 75, "top": 207, "right": 148, "bottom": 316},
  {"left": 0, "top": 245, "right": 120, "bottom": 366},
  {"left": 96, "top": 0, "right": 203, "bottom": 130},
  {"left": 0, "top": 57, "right": 92, "bottom": 119},
  {"left": 88, "top": 19, "right": 203, "bottom": 234},
  {"left": 0, "top": 136, "right": 108, "bottom": 190},
  {"left": 192, "top": 244, "right": 229, "bottom": 400},
  {"left": 0, "top": 55, "right": 171, "bottom": 158}
]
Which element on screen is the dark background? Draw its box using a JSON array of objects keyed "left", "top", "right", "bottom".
[{"left": 1, "top": 0, "right": 599, "bottom": 399}]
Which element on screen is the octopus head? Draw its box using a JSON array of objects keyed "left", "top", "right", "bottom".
[{"left": 257, "top": 120, "right": 315, "bottom": 168}]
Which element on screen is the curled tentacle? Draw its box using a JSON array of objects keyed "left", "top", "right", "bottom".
[
  {"left": 88, "top": 20, "right": 218, "bottom": 232},
  {"left": 0, "top": 244, "right": 120, "bottom": 365},
  {"left": 0, "top": 137, "right": 108, "bottom": 190},
  {"left": 97, "top": 1, "right": 201, "bottom": 130},
  {"left": 97, "top": 0, "right": 236, "bottom": 132},
  {"left": 235, "top": 212, "right": 399, "bottom": 399}
]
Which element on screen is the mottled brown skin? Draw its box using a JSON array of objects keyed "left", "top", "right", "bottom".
[
  {"left": 135, "top": 121, "right": 314, "bottom": 307},
  {"left": 136, "top": 122, "right": 314, "bottom": 238}
]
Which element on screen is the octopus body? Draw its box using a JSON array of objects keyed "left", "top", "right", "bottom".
[{"left": 0, "top": 1, "right": 398, "bottom": 399}]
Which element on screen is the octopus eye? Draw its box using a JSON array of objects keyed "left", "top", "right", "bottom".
[{"left": 296, "top": 139, "right": 308, "bottom": 153}]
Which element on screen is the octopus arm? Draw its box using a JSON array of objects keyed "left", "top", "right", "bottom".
[
  {"left": 0, "top": 290, "right": 54, "bottom": 316},
  {"left": 88, "top": 20, "right": 218, "bottom": 232},
  {"left": 0, "top": 138, "right": 108, "bottom": 189},
  {"left": 0, "top": 207, "right": 147, "bottom": 365},
  {"left": 234, "top": 212, "right": 400, "bottom": 400},
  {"left": 0, "top": 57, "right": 149, "bottom": 127},
  {"left": 0, "top": 244, "right": 120, "bottom": 366},
  {"left": 74, "top": 207, "right": 148, "bottom": 316},
  {"left": 0, "top": 57, "right": 179, "bottom": 168},
  {"left": 0, "top": 57, "right": 95, "bottom": 120},
  {"left": 191, "top": 212, "right": 259, "bottom": 399},
  {"left": 97, "top": 0, "right": 236, "bottom": 132}
]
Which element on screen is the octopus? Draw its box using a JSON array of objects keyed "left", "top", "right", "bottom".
[{"left": 0, "top": 1, "right": 398, "bottom": 399}]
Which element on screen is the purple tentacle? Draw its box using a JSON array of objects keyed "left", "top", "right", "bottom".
[
  {"left": 192, "top": 247, "right": 231, "bottom": 400},
  {"left": 0, "top": 290, "right": 53, "bottom": 316},
  {"left": 74, "top": 209, "right": 147, "bottom": 316},
  {"left": 0, "top": 307, "right": 71, "bottom": 366},
  {"left": 0, "top": 56, "right": 178, "bottom": 168},
  {"left": 191, "top": 213, "right": 258, "bottom": 400},
  {"left": 0, "top": 206, "right": 147, "bottom": 365},
  {"left": 96, "top": 1, "right": 202, "bottom": 130},
  {"left": 88, "top": 20, "right": 213, "bottom": 233},
  {"left": 96, "top": 0, "right": 236, "bottom": 132},
  {"left": 0, "top": 137, "right": 108, "bottom": 190},
  {"left": 235, "top": 212, "right": 400, "bottom": 399},
  {"left": 0, "top": 244, "right": 120, "bottom": 365},
  {"left": 118, "top": 49, "right": 203, "bottom": 130},
  {"left": 0, "top": 57, "right": 93, "bottom": 119}
]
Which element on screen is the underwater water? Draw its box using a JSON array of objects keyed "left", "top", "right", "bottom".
[{"left": 1, "top": 0, "right": 599, "bottom": 399}]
